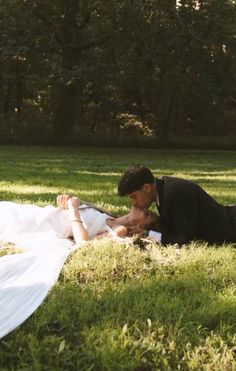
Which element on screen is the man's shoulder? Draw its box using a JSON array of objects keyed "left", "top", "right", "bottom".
[
  {"left": 159, "top": 175, "right": 195, "bottom": 185},
  {"left": 157, "top": 176, "right": 200, "bottom": 192}
]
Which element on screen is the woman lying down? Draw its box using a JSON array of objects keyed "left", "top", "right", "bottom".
[
  {"left": 0, "top": 194, "right": 161, "bottom": 244},
  {"left": 0, "top": 195, "right": 161, "bottom": 339},
  {"left": 0, "top": 194, "right": 162, "bottom": 340}
]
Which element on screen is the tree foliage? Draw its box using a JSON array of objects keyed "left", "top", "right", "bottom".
[{"left": 0, "top": 0, "right": 235, "bottom": 144}]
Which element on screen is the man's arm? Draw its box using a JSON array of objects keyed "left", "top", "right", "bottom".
[{"left": 161, "top": 188, "right": 199, "bottom": 246}]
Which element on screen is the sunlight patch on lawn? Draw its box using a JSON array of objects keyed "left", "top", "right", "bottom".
[
  {"left": 73, "top": 170, "right": 120, "bottom": 177},
  {"left": 172, "top": 173, "right": 236, "bottom": 181},
  {"left": 0, "top": 183, "right": 60, "bottom": 195}
]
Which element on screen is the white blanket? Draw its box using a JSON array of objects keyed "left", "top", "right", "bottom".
[{"left": 0, "top": 202, "right": 76, "bottom": 339}]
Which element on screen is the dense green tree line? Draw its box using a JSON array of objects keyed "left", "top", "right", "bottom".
[{"left": 0, "top": 0, "right": 235, "bottom": 145}]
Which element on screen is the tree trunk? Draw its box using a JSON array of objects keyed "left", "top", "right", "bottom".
[
  {"left": 53, "top": 0, "right": 79, "bottom": 143},
  {"left": 54, "top": 82, "right": 77, "bottom": 143},
  {"left": 158, "top": 88, "right": 179, "bottom": 146},
  {"left": 3, "top": 79, "right": 12, "bottom": 116},
  {"left": 15, "top": 69, "right": 24, "bottom": 115}
]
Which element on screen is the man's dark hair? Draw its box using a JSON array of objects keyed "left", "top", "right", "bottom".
[{"left": 118, "top": 165, "right": 155, "bottom": 196}]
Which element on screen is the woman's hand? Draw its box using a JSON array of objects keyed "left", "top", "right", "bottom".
[
  {"left": 57, "top": 194, "right": 71, "bottom": 209},
  {"left": 67, "top": 197, "right": 81, "bottom": 210},
  {"left": 113, "top": 225, "right": 128, "bottom": 238}
]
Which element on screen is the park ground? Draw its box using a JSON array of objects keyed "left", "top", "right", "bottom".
[{"left": 0, "top": 146, "right": 236, "bottom": 370}]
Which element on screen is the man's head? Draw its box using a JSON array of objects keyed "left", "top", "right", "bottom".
[{"left": 118, "top": 165, "right": 157, "bottom": 208}]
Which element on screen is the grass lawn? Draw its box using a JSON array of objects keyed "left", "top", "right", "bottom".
[{"left": 0, "top": 146, "right": 236, "bottom": 370}]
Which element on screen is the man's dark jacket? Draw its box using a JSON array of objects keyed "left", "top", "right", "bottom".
[{"left": 156, "top": 176, "right": 236, "bottom": 245}]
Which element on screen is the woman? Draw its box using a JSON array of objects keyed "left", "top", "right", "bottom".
[
  {"left": 0, "top": 194, "right": 160, "bottom": 244},
  {"left": 0, "top": 195, "right": 160, "bottom": 339}
]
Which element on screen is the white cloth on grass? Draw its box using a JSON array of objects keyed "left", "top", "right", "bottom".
[
  {"left": 0, "top": 201, "right": 111, "bottom": 339},
  {"left": 0, "top": 238, "right": 73, "bottom": 339},
  {"left": 148, "top": 230, "right": 162, "bottom": 242}
]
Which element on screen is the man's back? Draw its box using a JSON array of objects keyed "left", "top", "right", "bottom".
[{"left": 157, "top": 176, "right": 236, "bottom": 245}]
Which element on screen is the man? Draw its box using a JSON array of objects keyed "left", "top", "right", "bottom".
[{"left": 118, "top": 165, "right": 236, "bottom": 246}]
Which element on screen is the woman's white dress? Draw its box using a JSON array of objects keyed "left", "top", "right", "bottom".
[
  {"left": 0, "top": 201, "right": 110, "bottom": 242},
  {"left": 0, "top": 201, "right": 111, "bottom": 339}
]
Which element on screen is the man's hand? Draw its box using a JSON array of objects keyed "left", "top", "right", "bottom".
[{"left": 57, "top": 194, "right": 71, "bottom": 209}]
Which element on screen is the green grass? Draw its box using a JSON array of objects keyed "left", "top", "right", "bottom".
[{"left": 0, "top": 146, "right": 236, "bottom": 370}]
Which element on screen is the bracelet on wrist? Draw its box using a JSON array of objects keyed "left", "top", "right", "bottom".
[{"left": 70, "top": 219, "right": 82, "bottom": 223}]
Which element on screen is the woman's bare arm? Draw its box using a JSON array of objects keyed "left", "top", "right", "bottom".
[
  {"left": 67, "top": 197, "right": 89, "bottom": 243},
  {"left": 57, "top": 194, "right": 89, "bottom": 243}
]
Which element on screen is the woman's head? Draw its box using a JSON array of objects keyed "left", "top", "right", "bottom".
[{"left": 128, "top": 206, "right": 161, "bottom": 231}]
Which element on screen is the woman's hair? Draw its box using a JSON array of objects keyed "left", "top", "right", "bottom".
[
  {"left": 118, "top": 165, "right": 155, "bottom": 196},
  {"left": 144, "top": 213, "right": 162, "bottom": 232},
  {"left": 145, "top": 215, "right": 161, "bottom": 232}
]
